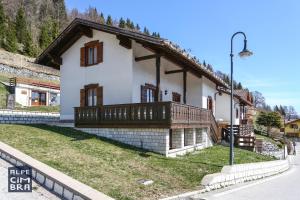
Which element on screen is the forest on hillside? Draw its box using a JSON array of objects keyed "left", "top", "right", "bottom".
[{"left": 0, "top": 0, "right": 159, "bottom": 58}]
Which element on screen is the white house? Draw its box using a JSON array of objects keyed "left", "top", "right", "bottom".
[
  {"left": 11, "top": 77, "right": 60, "bottom": 107},
  {"left": 36, "top": 18, "right": 252, "bottom": 156}
]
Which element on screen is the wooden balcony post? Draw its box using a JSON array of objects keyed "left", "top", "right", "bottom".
[{"left": 155, "top": 56, "right": 161, "bottom": 102}]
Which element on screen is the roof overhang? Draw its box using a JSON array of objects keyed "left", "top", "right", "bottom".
[{"left": 35, "top": 18, "right": 228, "bottom": 88}]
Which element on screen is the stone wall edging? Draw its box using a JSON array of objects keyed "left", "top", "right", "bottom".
[
  {"left": 0, "top": 141, "right": 114, "bottom": 200},
  {"left": 0, "top": 109, "right": 60, "bottom": 124},
  {"left": 201, "top": 157, "right": 294, "bottom": 191}
]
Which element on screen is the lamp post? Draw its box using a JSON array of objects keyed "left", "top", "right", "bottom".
[{"left": 229, "top": 32, "right": 253, "bottom": 165}]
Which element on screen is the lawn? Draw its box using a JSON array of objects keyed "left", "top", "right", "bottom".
[
  {"left": 14, "top": 105, "right": 60, "bottom": 113},
  {"left": 0, "top": 82, "right": 9, "bottom": 108},
  {"left": 0, "top": 124, "right": 275, "bottom": 200}
]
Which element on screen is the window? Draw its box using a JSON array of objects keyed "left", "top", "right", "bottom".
[
  {"left": 80, "top": 41, "right": 103, "bottom": 67},
  {"left": 172, "top": 92, "right": 181, "bottom": 103},
  {"left": 236, "top": 108, "right": 239, "bottom": 119},
  {"left": 31, "top": 91, "right": 47, "bottom": 106},
  {"left": 80, "top": 84, "right": 103, "bottom": 107},
  {"left": 290, "top": 124, "right": 298, "bottom": 129},
  {"left": 141, "top": 84, "right": 157, "bottom": 103},
  {"left": 87, "top": 88, "right": 97, "bottom": 106}
]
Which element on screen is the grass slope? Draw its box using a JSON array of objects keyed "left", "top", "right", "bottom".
[
  {"left": 0, "top": 124, "right": 274, "bottom": 200},
  {"left": 0, "top": 83, "right": 9, "bottom": 108}
]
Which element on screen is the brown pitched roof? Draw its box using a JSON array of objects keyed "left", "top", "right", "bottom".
[
  {"left": 35, "top": 18, "right": 228, "bottom": 88},
  {"left": 285, "top": 119, "right": 300, "bottom": 125},
  {"left": 13, "top": 77, "right": 60, "bottom": 90},
  {"left": 234, "top": 89, "right": 253, "bottom": 106}
]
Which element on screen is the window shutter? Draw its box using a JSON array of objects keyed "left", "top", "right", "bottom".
[
  {"left": 97, "top": 42, "right": 103, "bottom": 63},
  {"left": 96, "top": 86, "right": 103, "bottom": 106},
  {"left": 141, "top": 85, "right": 147, "bottom": 103},
  {"left": 80, "top": 89, "right": 86, "bottom": 106},
  {"left": 80, "top": 47, "right": 86, "bottom": 66}
]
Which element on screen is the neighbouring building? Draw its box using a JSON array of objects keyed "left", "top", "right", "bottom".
[
  {"left": 285, "top": 119, "right": 300, "bottom": 137},
  {"left": 10, "top": 77, "right": 60, "bottom": 107},
  {"left": 36, "top": 18, "right": 254, "bottom": 156}
]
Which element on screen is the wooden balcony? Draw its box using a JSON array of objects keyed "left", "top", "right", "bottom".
[
  {"left": 74, "top": 102, "right": 221, "bottom": 143},
  {"left": 74, "top": 102, "right": 214, "bottom": 128}
]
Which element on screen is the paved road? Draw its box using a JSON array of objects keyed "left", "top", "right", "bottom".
[
  {"left": 193, "top": 144, "right": 300, "bottom": 200},
  {"left": 0, "top": 158, "right": 59, "bottom": 200}
]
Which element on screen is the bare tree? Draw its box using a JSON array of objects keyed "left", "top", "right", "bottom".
[{"left": 252, "top": 91, "right": 265, "bottom": 108}]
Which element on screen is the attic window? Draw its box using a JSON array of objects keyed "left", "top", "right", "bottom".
[{"left": 80, "top": 40, "right": 103, "bottom": 67}]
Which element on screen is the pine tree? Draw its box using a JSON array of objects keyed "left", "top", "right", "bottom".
[
  {"left": 203, "top": 60, "right": 207, "bottom": 67},
  {"left": 106, "top": 15, "right": 113, "bottom": 26},
  {"left": 0, "top": 0, "right": 5, "bottom": 47},
  {"left": 135, "top": 23, "right": 140, "bottom": 31},
  {"left": 157, "top": 33, "right": 160, "bottom": 38},
  {"left": 39, "top": 20, "right": 52, "bottom": 50},
  {"left": 4, "top": 20, "right": 17, "bottom": 52},
  {"left": 53, "top": 0, "right": 67, "bottom": 29},
  {"left": 119, "top": 17, "right": 125, "bottom": 28},
  {"left": 143, "top": 27, "right": 150, "bottom": 35},
  {"left": 52, "top": 20, "right": 59, "bottom": 39},
  {"left": 15, "top": 5, "right": 27, "bottom": 44},
  {"left": 129, "top": 21, "right": 134, "bottom": 29},
  {"left": 237, "top": 82, "right": 243, "bottom": 89},
  {"left": 24, "top": 31, "right": 36, "bottom": 57},
  {"left": 99, "top": 13, "right": 105, "bottom": 24},
  {"left": 125, "top": 18, "right": 131, "bottom": 28}
]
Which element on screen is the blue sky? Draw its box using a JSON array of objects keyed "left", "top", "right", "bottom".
[{"left": 66, "top": 0, "right": 300, "bottom": 113}]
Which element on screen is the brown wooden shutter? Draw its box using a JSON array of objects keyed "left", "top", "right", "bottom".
[
  {"left": 141, "top": 85, "right": 147, "bottom": 103},
  {"left": 97, "top": 42, "right": 103, "bottom": 63},
  {"left": 80, "top": 47, "right": 86, "bottom": 66},
  {"left": 80, "top": 89, "right": 86, "bottom": 106},
  {"left": 96, "top": 86, "right": 103, "bottom": 106}
]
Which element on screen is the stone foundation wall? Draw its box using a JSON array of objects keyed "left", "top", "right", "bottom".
[
  {"left": 184, "top": 128, "right": 194, "bottom": 146},
  {"left": 0, "top": 109, "right": 59, "bottom": 124},
  {"left": 172, "top": 129, "right": 183, "bottom": 149},
  {"left": 76, "top": 128, "right": 169, "bottom": 155}
]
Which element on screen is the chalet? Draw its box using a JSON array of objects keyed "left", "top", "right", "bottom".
[
  {"left": 36, "top": 18, "right": 253, "bottom": 156},
  {"left": 285, "top": 119, "right": 300, "bottom": 137},
  {"left": 9, "top": 77, "right": 60, "bottom": 107}
]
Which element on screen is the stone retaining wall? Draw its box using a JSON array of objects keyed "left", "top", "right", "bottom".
[
  {"left": 0, "top": 109, "right": 60, "bottom": 124},
  {"left": 201, "top": 158, "right": 294, "bottom": 191},
  {"left": 0, "top": 141, "right": 114, "bottom": 200},
  {"left": 76, "top": 128, "right": 169, "bottom": 155}
]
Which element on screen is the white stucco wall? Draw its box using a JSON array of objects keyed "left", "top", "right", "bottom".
[
  {"left": 60, "top": 30, "right": 133, "bottom": 120},
  {"left": 215, "top": 93, "right": 240, "bottom": 125},
  {"left": 201, "top": 77, "right": 218, "bottom": 115},
  {"left": 15, "top": 84, "right": 60, "bottom": 107},
  {"left": 132, "top": 42, "right": 184, "bottom": 103}
]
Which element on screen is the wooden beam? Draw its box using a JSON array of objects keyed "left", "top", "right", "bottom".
[
  {"left": 116, "top": 35, "right": 132, "bottom": 49},
  {"left": 155, "top": 56, "right": 161, "bottom": 102},
  {"left": 165, "top": 69, "right": 185, "bottom": 75},
  {"left": 79, "top": 26, "right": 93, "bottom": 38},
  {"left": 135, "top": 54, "right": 158, "bottom": 62},
  {"left": 183, "top": 70, "right": 187, "bottom": 104}
]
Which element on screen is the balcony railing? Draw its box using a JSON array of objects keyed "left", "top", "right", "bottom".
[
  {"left": 74, "top": 102, "right": 221, "bottom": 143},
  {"left": 74, "top": 102, "right": 214, "bottom": 128}
]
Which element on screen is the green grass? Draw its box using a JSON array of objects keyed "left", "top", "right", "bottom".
[
  {"left": 0, "top": 124, "right": 275, "bottom": 200},
  {"left": 0, "top": 83, "right": 9, "bottom": 108},
  {"left": 14, "top": 105, "right": 60, "bottom": 113}
]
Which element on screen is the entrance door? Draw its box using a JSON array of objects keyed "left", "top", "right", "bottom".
[{"left": 31, "top": 91, "right": 47, "bottom": 106}]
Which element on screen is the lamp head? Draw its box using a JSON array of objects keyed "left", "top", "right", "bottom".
[{"left": 239, "top": 39, "right": 253, "bottom": 58}]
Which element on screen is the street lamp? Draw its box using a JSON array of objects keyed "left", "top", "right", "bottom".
[{"left": 229, "top": 32, "right": 253, "bottom": 165}]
